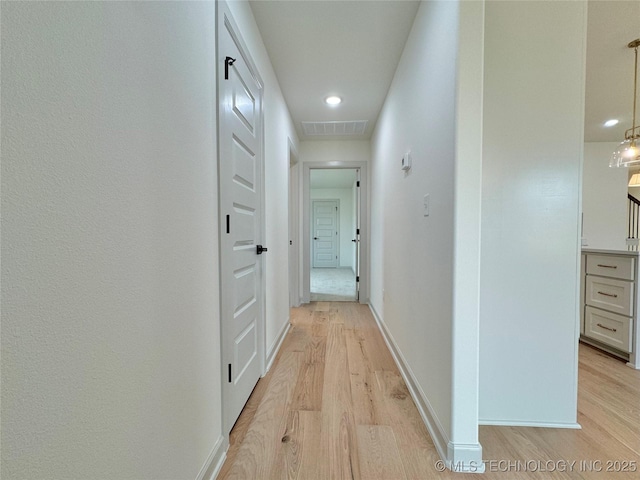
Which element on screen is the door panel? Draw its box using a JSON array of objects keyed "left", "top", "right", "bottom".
[
  {"left": 219, "top": 5, "right": 264, "bottom": 434},
  {"left": 312, "top": 200, "right": 338, "bottom": 268}
]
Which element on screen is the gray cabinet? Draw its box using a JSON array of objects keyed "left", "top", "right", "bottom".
[{"left": 581, "top": 250, "right": 640, "bottom": 368}]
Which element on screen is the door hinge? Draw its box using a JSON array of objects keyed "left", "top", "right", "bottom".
[
  {"left": 224, "top": 56, "right": 236, "bottom": 80},
  {"left": 357, "top": 181, "right": 360, "bottom": 187},
  {"left": 356, "top": 228, "right": 360, "bottom": 235},
  {"left": 336, "top": 206, "right": 338, "bottom": 211},
  {"left": 356, "top": 276, "right": 360, "bottom": 282},
  {"left": 226, "top": 215, "right": 230, "bottom": 234},
  {"left": 228, "top": 364, "right": 232, "bottom": 383}
]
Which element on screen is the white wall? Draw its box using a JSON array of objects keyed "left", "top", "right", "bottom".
[
  {"left": 227, "top": 1, "right": 299, "bottom": 358},
  {"left": 2, "top": 3, "right": 222, "bottom": 479},
  {"left": 582, "top": 142, "right": 628, "bottom": 250},
  {"left": 450, "top": 0, "right": 485, "bottom": 466},
  {"left": 479, "top": 1, "right": 586, "bottom": 426},
  {"left": 370, "top": 0, "right": 459, "bottom": 457},
  {"left": 310, "top": 188, "right": 355, "bottom": 269},
  {"left": 300, "top": 140, "right": 371, "bottom": 164}
]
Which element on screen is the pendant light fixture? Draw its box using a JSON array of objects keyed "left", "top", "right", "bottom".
[{"left": 611, "top": 39, "right": 640, "bottom": 167}]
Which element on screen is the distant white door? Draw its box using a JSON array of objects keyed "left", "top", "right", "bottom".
[
  {"left": 218, "top": 5, "right": 264, "bottom": 434},
  {"left": 312, "top": 200, "right": 339, "bottom": 268}
]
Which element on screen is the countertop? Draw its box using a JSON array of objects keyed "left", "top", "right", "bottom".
[{"left": 582, "top": 248, "right": 640, "bottom": 256}]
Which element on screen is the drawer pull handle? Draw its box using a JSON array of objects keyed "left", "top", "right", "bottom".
[
  {"left": 597, "top": 291, "right": 618, "bottom": 298},
  {"left": 596, "top": 264, "right": 618, "bottom": 269},
  {"left": 596, "top": 323, "right": 617, "bottom": 333}
]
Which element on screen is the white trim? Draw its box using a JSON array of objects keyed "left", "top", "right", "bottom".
[
  {"left": 196, "top": 435, "right": 227, "bottom": 480},
  {"left": 368, "top": 304, "right": 450, "bottom": 465},
  {"left": 302, "top": 161, "right": 369, "bottom": 304},
  {"left": 265, "top": 319, "right": 291, "bottom": 373},
  {"left": 288, "top": 140, "right": 301, "bottom": 308},
  {"left": 478, "top": 420, "right": 582, "bottom": 429},
  {"left": 446, "top": 442, "right": 485, "bottom": 473},
  {"left": 369, "top": 304, "right": 486, "bottom": 473},
  {"left": 451, "top": 0, "right": 484, "bottom": 467}
]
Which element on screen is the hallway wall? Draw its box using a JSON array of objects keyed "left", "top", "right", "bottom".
[
  {"left": 2, "top": 3, "right": 222, "bottom": 478},
  {"left": 2, "top": 1, "right": 298, "bottom": 479},
  {"left": 478, "top": 1, "right": 586, "bottom": 426},
  {"left": 300, "top": 140, "right": 371, "bottom": 165},
  {"left": 370, "top": 0, "right": 458, "bottom": 452}
]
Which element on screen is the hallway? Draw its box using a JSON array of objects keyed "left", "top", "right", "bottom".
[
  {"left": 218, "top": 302, "right": 640, "bottom": 479},
  {"left": 218, "top": 301, "right": 440, "bottom": 479}
]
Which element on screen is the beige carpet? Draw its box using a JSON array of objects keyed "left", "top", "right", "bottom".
[{"left": 310, "top": 267, "right": 357, "bottom": 301}]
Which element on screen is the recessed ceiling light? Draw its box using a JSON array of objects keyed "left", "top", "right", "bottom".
[
  {"left": 604, "top": 119, "right": 619, "bottom": 127},
  {"left": 325, "top": 96, "right": 342, "bottom": 106}
]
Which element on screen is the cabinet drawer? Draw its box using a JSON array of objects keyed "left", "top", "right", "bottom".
[
  {"left": 586, "top": 254, "right": 635, "bottom": 280},
  {"left": 585, "top": 276, "right": 634, "bottom": 316},
  {"left": 584, "top": 306, "right": 633, "bottom": 353}
]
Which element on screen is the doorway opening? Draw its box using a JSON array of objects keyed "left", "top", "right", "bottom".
[
  {"left": 310, "top": 169, "right": 359, "bottom": 301},
  {"left": 302, "top": 161, "right": 369, "bottom": 304}
]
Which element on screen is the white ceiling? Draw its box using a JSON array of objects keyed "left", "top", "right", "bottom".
[
  {"left": 585, "top": 1, "right": 640, "bottom": 143},
  {"left": 250, "top": 0, "right": 640, "bottom": 143},
  {"left": 250, "top": 0, "right": 420, "bottom": 141}
]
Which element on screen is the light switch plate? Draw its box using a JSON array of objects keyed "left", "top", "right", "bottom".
[
  {"left": 401, "top": 151, "right": 411, "bottom": 171},
  {"left": 423, "top": 194, "right": 430, "bottom": 216}
]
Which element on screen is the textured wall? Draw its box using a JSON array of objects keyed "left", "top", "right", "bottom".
[
  {"left": 479, "top": 0, "right": 586, "bottom": 426},
  {"left": 1, "top": 3, "right": 222, "bottom": 478},
  {"left": 370, "top": 0, "right": 459, "bottom": 441}
]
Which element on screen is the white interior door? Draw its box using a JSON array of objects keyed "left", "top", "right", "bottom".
[
  {"left": 218, "top": 5, "right": 264, "bottom": 434},
  {"left": 312, "top": 200, "right": 339, "bottom": 268}
]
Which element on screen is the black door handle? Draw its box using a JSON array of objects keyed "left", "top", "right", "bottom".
[
  {"left": 256, "top": 245, "right": 268, "bottom": 255},
  {"left": 314, "top": 237, "right": 318, "bottom": 240},
  {"left": 352, "top": 239, "right": 356, "bottom": 242}
]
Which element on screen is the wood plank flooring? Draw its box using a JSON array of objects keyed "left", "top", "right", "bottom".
[{"left": 218, "top": 302, "right": 640, "bottom": 479}]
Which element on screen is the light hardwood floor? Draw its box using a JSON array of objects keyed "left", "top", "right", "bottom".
[{"left": 218, "top": 302, "right": 640, "bottom": 479}]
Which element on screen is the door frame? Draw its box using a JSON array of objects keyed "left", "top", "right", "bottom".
[
  {"left": 216, "top": 1, "right": 266, "bottom": 436},
  {"left": 288, "top": 140, "right": 301, "bottom": 307},
  {"left": 302, "top": 161, "right": 369, "bottom": 304},
  {"left": 311, "top": 199, "right": 340, "bottom": 268}
]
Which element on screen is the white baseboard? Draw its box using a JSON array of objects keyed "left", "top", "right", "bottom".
[
  {"left": 368, "top": 305, "right": 450, "bottom": 466},
  {"left": 196, "top": 435, "right": 227, "bottom": 480},
  {"left": 479, "top": 419, "right": 582, "bottom": 429},
  {"left": 369, "top": 304, "right": 484, "bottom": 474},
  {"left": 265, "top": 318, "right": 291, "bottom": 374},
  {"left": 447, "top": 442, "right": 485, "bottom": 473}
]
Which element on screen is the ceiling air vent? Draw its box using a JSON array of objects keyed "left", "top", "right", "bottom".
[{"left": 301, "top": 120, "right": 368, "bottom": 136}]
